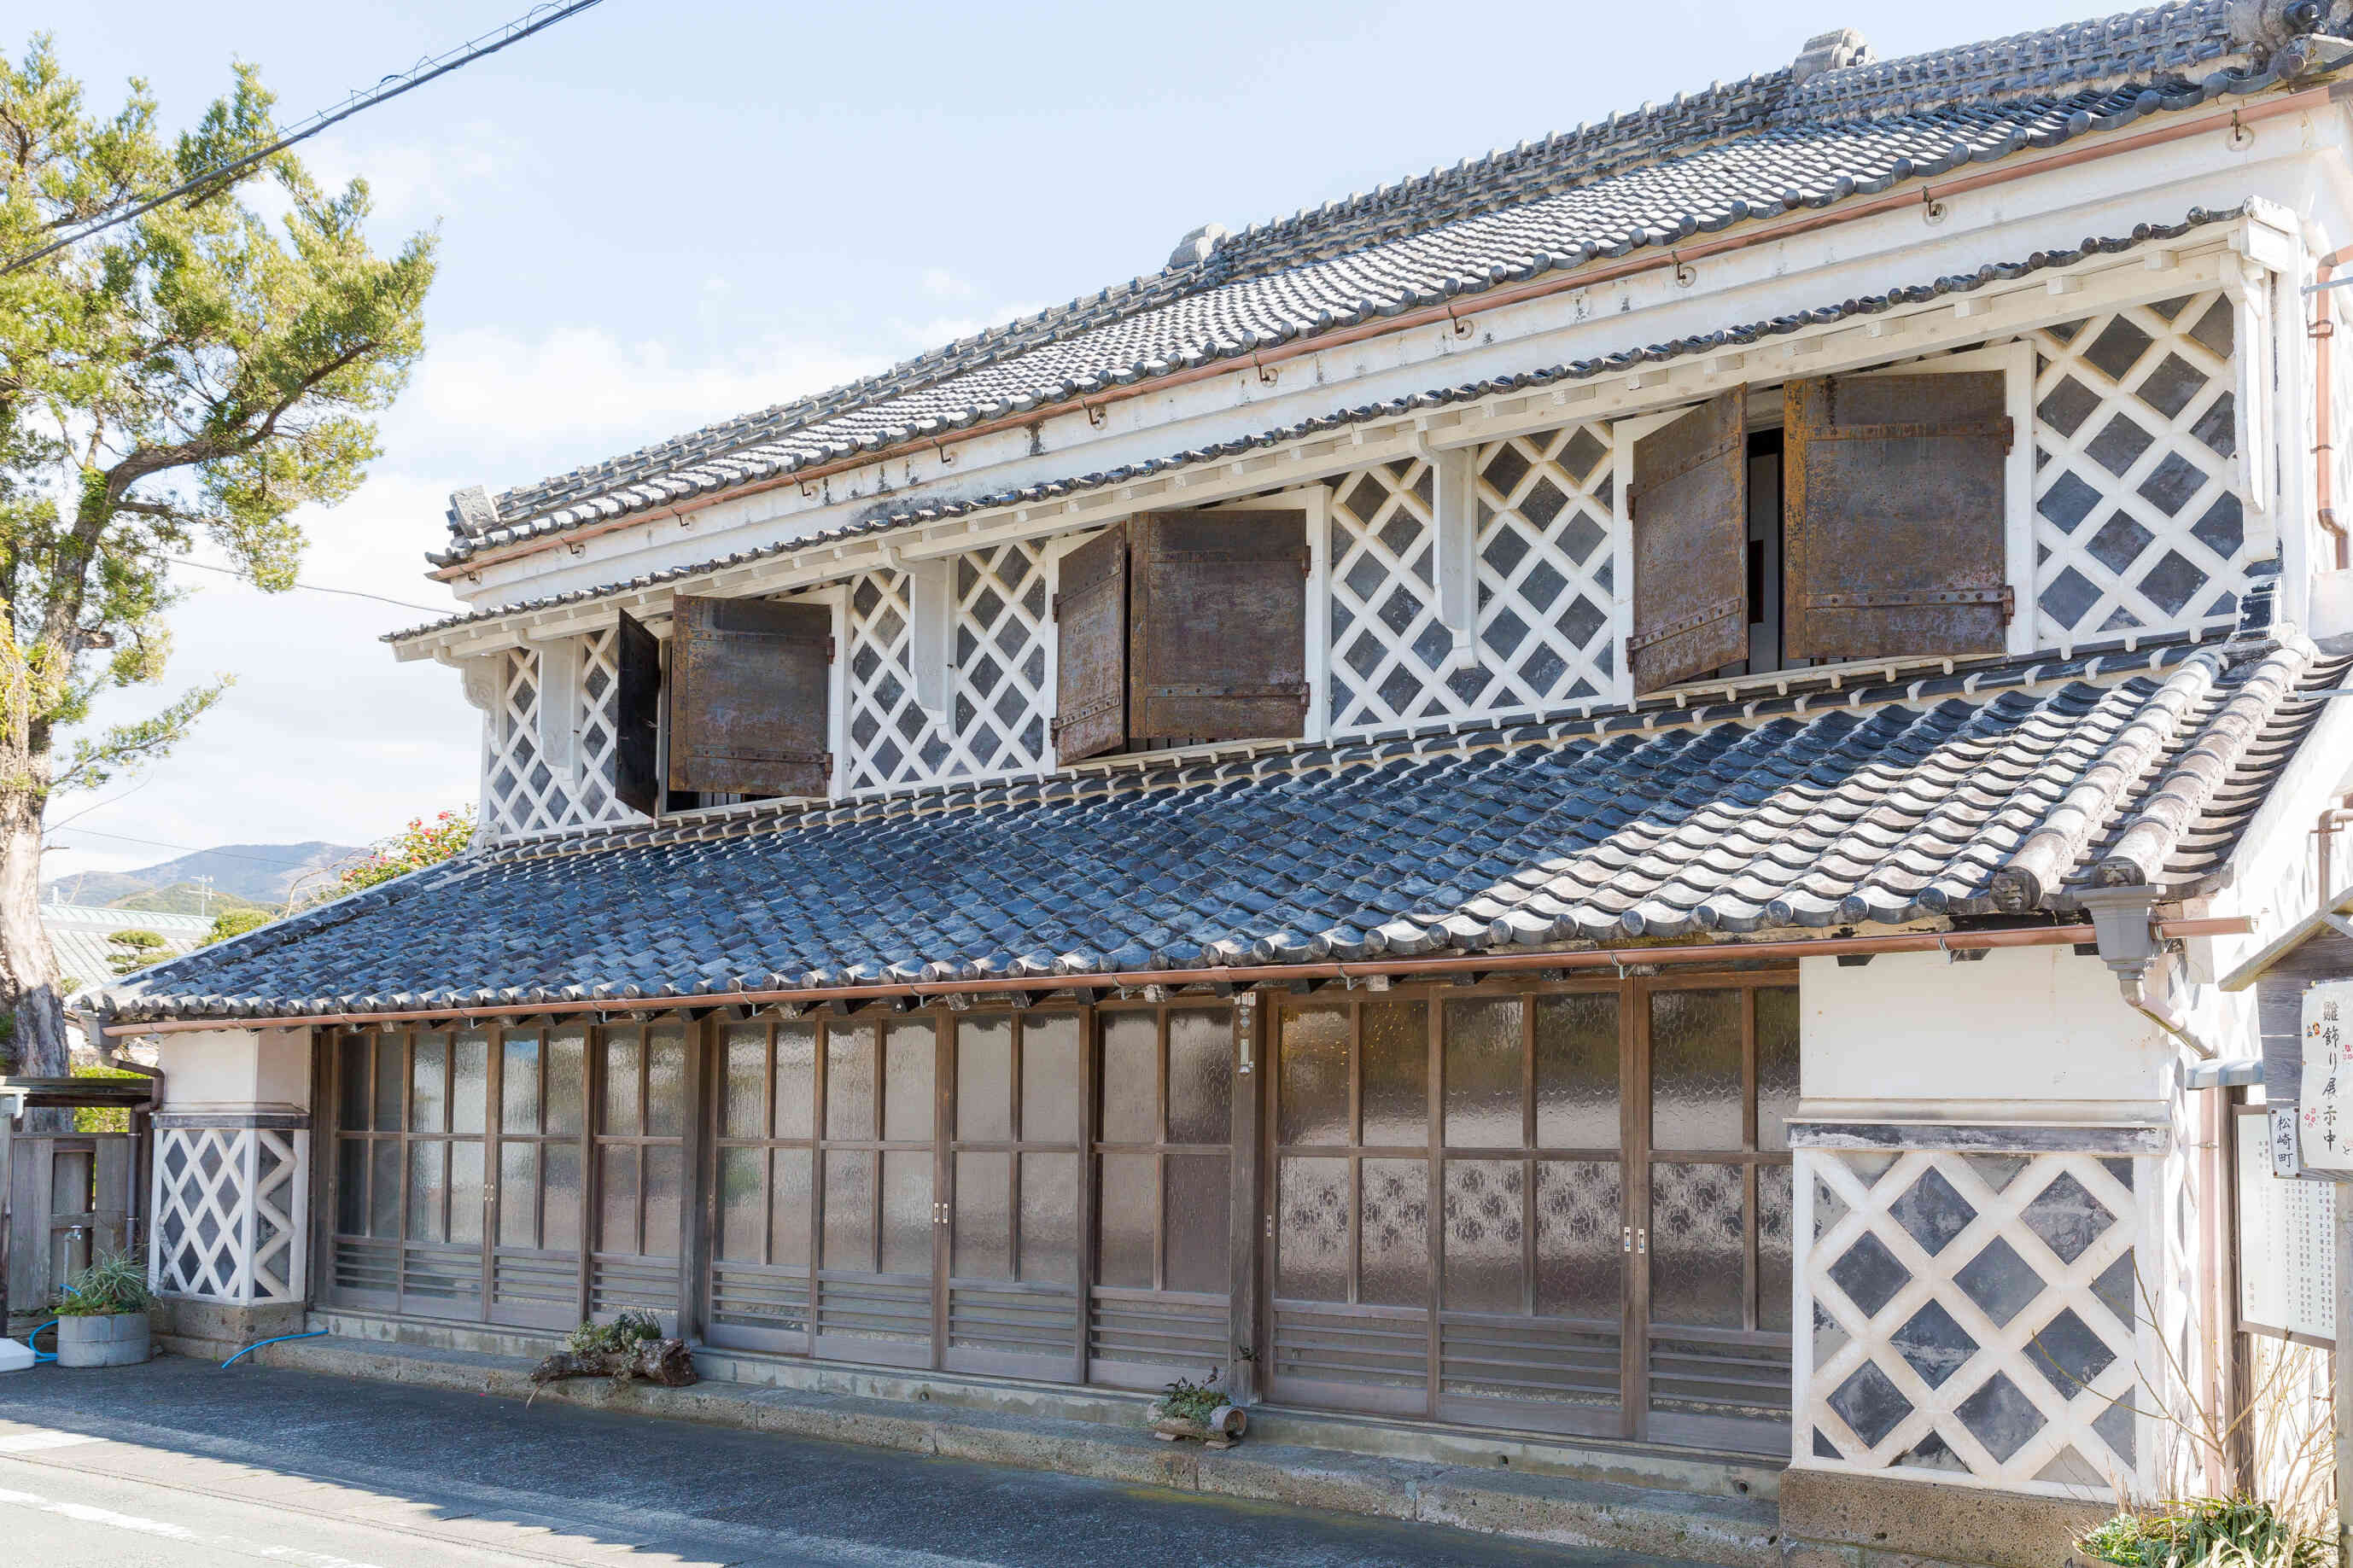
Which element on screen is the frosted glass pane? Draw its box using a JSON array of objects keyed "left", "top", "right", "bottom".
[
  {"left": 1359, "top": 1159, "right": 1429, "bottom": 1307},
  {"left": 645, "top": 1027, "right": 686, "bottom": 1139},
  {"left": 644, "top": 1146, "right": 681, "bottom": 1260},
  {"left": 884, "top": 1022, "right": 935, "bottom": 1142},
  {"left": 370, "top": 1140, "right": 400, "bottom": 1236},
  {"left": 720, "top": 1147, "right": 765, "bottom": 1262},
  {"left": 823, "top": 1150, "right": 875, "bottom": 1272},
  {"left": 1166, "top": 1009, "right": 1233, "bottom": 1145},
  {"left": 542, "top": 1143, "right": 581, "bottom": 1253},
  {"left": 405, "top": 1035, "right": 446, "bottom": 1134},
  {"left": 774, "top": 1023, "right": 816, "bottom": 1140},
  {"left": 1444, "top": 1160, "right": 1523, "bottom": 1313},
  {"left": 1755, "top": 988, "right": 1799, "bottom": 1152},
  {"left": 1019, "top": 1013, "right": 1082, "bottom": 1144},
  {"left": 1095, "top": 1151, "right": 1155, "bottom": 1289},
  {"left": 1279, "top": 1007, "right": 1350, "bottom": 1146},
  {"left": 452, "top": 1033, "right": 489, "bottom": 1134},
  {"left": 498, "top": 1141, "right": 536, "bottom": 1248},
  {"left": 1019, "top": 1152, "right": 1077, "bottom": 1285},
  {"left": 1649, "top": 1162, "right": 1743, "bottom": 1328},
  {"left": 599, "top": 1145, "right": 639, "bottom": 1255},
  {"left": 954, "top": 1151, "right": 1011, "bottom": 1280},
  {"left": 827, "top": 1023, "right": 876, "bottom": 1139},
  {"left": 601, "top": 1032, "right": 640, "bottom": 1136},
  {"left": 723, "top": 1025, "right": 767, "bottom": 1140},
  {"left": 1759, "top": 1163, "right": 1793, "bottom": 1332},
  {"left": 1099, "top": 1012, "right": 1157, "bottom": 1144},
  {"left": 1164, "top": 1151, "right": 1229, "bottom": 1295},
  {"left": 1363, "top": 1000, "right": 1428, "bottom": 1146},
  {"left": 1535, "top": 1159, "right": 1622, "bottom": 1320},
  {"left": 770, "top": 1149, "right": 811, "bottom": 1268},
  {"left": 1276, "top": 1157, "right": 1347, "bottom": 1301},
  {"left": 1534, "top": 993, "right": 1619, "bottom": 1149},
  {"left": 957, "top": 1017, "right": 1013, "bottom": 1142},
  {"left": 1649, "top": 990, "right": 1742, "bottom": 1150},
  {"left": 338, "top": 1035, "right": 368, "bottom": 1131},
  {"left": 545, "top": 1029, "right": 586, "bottom": 1136},
  {"left": 407, "top": 1140, "right": 447, "bottom": 1243},
  {"left": 1443, "top": 998, "right": 1520, "bottom": 1148},
  {"left": 501, "top": 1035, "right": 540, "bottom": 1134},
  {"left": 336, "top": 1139, "right": 365, "bottom": 1235},
  {"left": 372, "top": 1036, "right": 404, "bottom": 1132},
  {"left": 880, "top": 1149, "right": 932, "bottom": 1275},
  {"left": 449, "top": 1141, "right": 484, "bottom": 1245}
]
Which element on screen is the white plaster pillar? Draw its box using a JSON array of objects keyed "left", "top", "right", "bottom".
[{"left": 144, "top": 1027, "right": 312, "bottom": 1313}]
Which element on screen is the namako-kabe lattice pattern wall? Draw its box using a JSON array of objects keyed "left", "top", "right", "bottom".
[
  {"left": 149, "top": 1125, "right": 308, "bottom": 1306},
  {"left": 1794, "top": 1145, "right": 2152, "bottom": 1498}
]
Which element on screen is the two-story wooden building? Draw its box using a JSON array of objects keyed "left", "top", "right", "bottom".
[{"left": 104, "top": 4, "right": 2353, "bottom": 1560}]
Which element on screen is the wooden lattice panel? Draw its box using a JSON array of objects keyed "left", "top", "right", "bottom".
[
  {"left": 1325, "top": 428, "right": 1614, "bottom": 736},
  {"left": 2030, "top": 294, "right": 2251, "bottom": 644},
  {"left": 480, "top": 649, "right": 563, "bottom": 838},
  {"left": 568, "top": 627, "right": 637, "bottom": 828},
  {"left": 1796, "top": 1148, "right": 2141, "bottom": 1496},
  {"left": 150, "top": 1127, "right": 307, "bottom": 1305}
]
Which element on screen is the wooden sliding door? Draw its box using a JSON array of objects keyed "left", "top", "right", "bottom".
[{"left": 812, "top": 1017, "right": 937, "bottom": 1367}]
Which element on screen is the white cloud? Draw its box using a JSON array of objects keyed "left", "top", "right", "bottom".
[{"left": 920, "top": 267, "right": 978, "bottom": 301}]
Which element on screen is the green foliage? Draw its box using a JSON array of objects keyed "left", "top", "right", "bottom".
[
  {"left": 111, "top": 883, "right": 267, "bottom": 917},
  {"left": 201, "top": 905, "right": 272, "bottom": 943},
  {"left": 317, "top": 808, "right": 474, "bottom": 901},
  {"left": 1156, "top": 1376, "right": 1223, "bottom": 1424},
  {"left": 70, "top": 1058, "right": 141, "bottom": 1131},
  {"left": 52, "top": 1249, "right": 150, "bottom": 1315},
  {"left": 103, "top": 926, "right": 166, "bottom": 975},
  {"left": 2080, "top": 1501, "right": 2332, "bottom": 1568},
  {"left": 564, "top": 1309, "right": 663, "bottom": 1357}
]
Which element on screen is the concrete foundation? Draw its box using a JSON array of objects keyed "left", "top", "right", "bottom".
[
  {"left": 1778, "top": 1468, "right": 2111, "bottom": 1568},
  {"left": 152, "top": 1297, "right": 307, "bottom": 1362}
]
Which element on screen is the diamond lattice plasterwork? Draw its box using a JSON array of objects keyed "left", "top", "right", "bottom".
[
  {"left": 481, "top": 649, "right": 563, "bottom": 838},
  {"left": 569, "top": 626, "right": 635, "bottom": 828},
  {"left": 1325, "top": 428, "right": 1614, "bottom": 737},
  {"left": 150, "top": 1127, "right": 307, "bottom": 1305},
  {"left": 1799, "top": 1149, "right": 2142, "bottom": 1496},
  {"left": 2030, "top": 293, "right": 2252, "bottom": 644},
  {"left": 844, "top": 568, "right": 937, "bottom": 794}
]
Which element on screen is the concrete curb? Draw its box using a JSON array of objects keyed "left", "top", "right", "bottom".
[{"left": 239, "top": 1335, "right": 1783, "bottom": 1564}]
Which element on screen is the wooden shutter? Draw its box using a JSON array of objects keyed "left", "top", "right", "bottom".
[
  {"left": 1052, "top": 524, "right": 1130, "bottom": 763},
  {"left": 666, "top": 594, "right": 832, "bottom": 797},
  {"left": 613, "top": 609, "right": 662, "bottom": 817},
  {"left": 1783, "top": 372, "right": 2013, "bottom": 660},
  {"left": 1129, "top": 510, "right": 1311, "bottom": 742},
  {"left": 1628, "top": 391, "right": 1748, "bottom": 692}
]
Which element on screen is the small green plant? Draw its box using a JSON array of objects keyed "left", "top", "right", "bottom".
[
  {"left": 52, "top": 1251, "right": 152, "bottom": 1316},
  {"left": 2079, "top": 1500, "right": 2330, "bottom": 1568},
  {"left": 1156, "top": 1375, "right": 1223, "bottom": 1424},
  {"left": 2080, "top": 1514, "right": 2152, "bottom": 1567},
  {"left": 563, "top": 1309, "right": 663, "bottom": 1357}
]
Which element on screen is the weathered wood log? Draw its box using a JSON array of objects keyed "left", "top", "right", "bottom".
[
  {"left": 528, "top": 1337, "right": 696, "bottom": 1389},
  {"left": 1146, "top": 1402, "right": 1247, "bottom": 1449}
]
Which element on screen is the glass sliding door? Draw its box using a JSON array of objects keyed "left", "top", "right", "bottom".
[
  {"left": 709, "top": 1017, "right": 816, "bottom": 1352},
  {"left": 323, "top": 1029, "right": 488, "bottom": 1320},
  {"left": 814, "top": 1017, "right": 938, "bottom": 1367},
  {"left": 1089, "top": 1005, "right": 1233, "bottom": 1389},
  {"left": 488, "top": 1024, "right": 587, "bottom": 1327},
  {"left": 589, "top": 1022, "right": 688, "bottom": 1326}
]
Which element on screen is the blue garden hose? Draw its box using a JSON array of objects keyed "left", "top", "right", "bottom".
[
  {"left": 27, "top": 1319, "right": 57, "bottom": 1364},
  {"left": 220, "top": 1330, "right": 326, "bottom": 1370}
]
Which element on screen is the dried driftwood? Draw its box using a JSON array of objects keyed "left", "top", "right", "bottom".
[{"left": 528, "top": 1336, "right": 697, "bottom": 1391}]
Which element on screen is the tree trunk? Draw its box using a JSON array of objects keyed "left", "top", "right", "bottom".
[{"left": 0, "top": 787, "right": 70, "bottom": 1095}]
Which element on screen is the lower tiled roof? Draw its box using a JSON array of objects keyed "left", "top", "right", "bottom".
[{"left": 106, "top": 626, "right": 2336, "bottom": 1023}]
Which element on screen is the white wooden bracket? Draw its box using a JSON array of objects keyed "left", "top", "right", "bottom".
[
  {"left": 902, "top": 557, "right": 952, "bottom": 721},
  {"left": 529, "top": 632, "right": 582, "bottom": 783},
  {"left": 1415, "top": 430, "right": 1478, "bottom": 672}
]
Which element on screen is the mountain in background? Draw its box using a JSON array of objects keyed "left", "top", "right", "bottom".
[
  {"left": 105, "top": 882, "right": 274, "bottom": 917},
  {"left": 44, "top": 842, "right": 363, "bottom": 911}
]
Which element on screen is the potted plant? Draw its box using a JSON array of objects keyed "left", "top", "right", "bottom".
[
  {"left": 51, "top": 1252, "right": 152, "bottom": 1368},
  {"left": 1146, "top": 1374, "right": 1246, "bottom": 1449}
]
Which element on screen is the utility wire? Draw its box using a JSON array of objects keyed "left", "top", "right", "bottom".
[
  {"left": 2, "top": 0, "right": 606, "bottom": 277},
  {"left": 42, "top": 826, "right": 338, "bottom": 866},
  {"left": 151, "top": 551, "right": 452, "bottom": 614}
]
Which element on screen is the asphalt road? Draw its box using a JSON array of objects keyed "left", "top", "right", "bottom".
[{"left": 0, "top": 1357, "right": 1684, "bottom": 1566}]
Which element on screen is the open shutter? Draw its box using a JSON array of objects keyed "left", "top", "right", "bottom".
[
  {"left": 666, "top": 594, "right": 832, "bottom": 797},
  {"left": 613, "top": 609, "right": 662, "bottom": 817},
  {"left": 1628, "top": 390, "right": 1748, "bottom": 692},
  {"left": 1129, "top": 510, "right": 1310, "bottom": 742},
  {"left": 1052, "top": 524, "right": 1130, "bottom": 763},
  {"left": 1783, "top": 372, "right": 2012, "bottom": 660}
]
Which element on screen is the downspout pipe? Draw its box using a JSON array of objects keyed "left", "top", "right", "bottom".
[
  {"left": 2078, "top": 884, "right": 2219, "bottom": 1059},
  {"left": 2315, "top": 246, "right": 2353, "bottom": 571}
]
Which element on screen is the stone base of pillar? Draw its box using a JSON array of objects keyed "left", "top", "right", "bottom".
[
  {"left": 1778, "top": 1469, "right": 2111, "bottom": 1568},
  {"left": 150, "top": 1296, "right": 308, "bottom": 1362}
]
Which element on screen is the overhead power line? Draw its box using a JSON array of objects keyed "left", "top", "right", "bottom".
[
  {"left": 43, "top": 826, "right": 337, "bottom": 866},
  {"left": 2, "top": 0, "right": 605, "bottom": 277},
  {"left": 152, "top": 551, "right": 452, "bottom": 614}
]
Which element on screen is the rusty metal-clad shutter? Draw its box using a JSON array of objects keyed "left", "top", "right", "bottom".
[
  {"left": 667, "top": 594, "right": 832, "bottom": 797},
  {"left": 1628, "top": 391, "right": 1748, "bottom": 692},
  {"left": 1784, "top": 372, "right": 2012, "bottom": 661},
  {"left": 1129, "top": 510, "right": 1310, "bottom": 742},
  {"left": 1052, "top": 524, "right": 1130, "bottom": 763},
  {"left": 613, "top": 609, "right": 663, "bottom": 817}
]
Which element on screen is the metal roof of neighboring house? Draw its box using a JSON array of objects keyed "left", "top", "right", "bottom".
[
  {"left": 428, "top": 2, "right": 2297, "bottom": 571},
  {"left": 44, "top": 903, "right": 213, "bottom": 1004},
  {"left": 104, "top": 624, "right": 2337, "bottom": 1024}
]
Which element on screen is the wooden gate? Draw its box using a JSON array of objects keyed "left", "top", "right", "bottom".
[{"left": 4, "top": 1134, "right": 137, "bottom": 1332}]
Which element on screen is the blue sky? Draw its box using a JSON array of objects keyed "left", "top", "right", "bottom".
[{"left": 41, "top": 0, "right": 2128, "bottom": 881}]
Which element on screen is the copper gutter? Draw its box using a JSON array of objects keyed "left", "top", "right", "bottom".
[
  {"left": 429, "top": 82, "right": 2342, "bottom": 588},
  {"left": 103, "top": 915, "right": 2251, "bottom": 1035},
  {"left": 2312, "top": 244, "right": 2353, "bottom": 568}
]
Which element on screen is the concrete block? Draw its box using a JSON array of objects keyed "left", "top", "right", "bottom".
[
  {"left": 1416, "top": 1471, "right": 1781, "bottom": 1568},
  {"left": 1195, "top": 1447, "right": 1424, "bottom": 1519},
  {"left": 1784, "top": 1542, "right": 1866, "bottom": 1568},
  {"left": 925, "top": 1416, "right": 1195, "bottom": 1489},
  {"left": 752, "top": 1395, "right": 937, "bottom": 1454},
  {"left": 1779, "top": 1469, "right": 2108, "bottom": 1568}
]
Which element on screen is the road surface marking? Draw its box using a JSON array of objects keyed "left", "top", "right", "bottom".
[{"left": 0, "top": 1430, "right": 98, "bottom": 1453}]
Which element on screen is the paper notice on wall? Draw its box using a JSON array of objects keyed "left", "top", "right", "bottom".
[
  {"left": 2239, "top": 1110, "right": 2340, "bottom": 1344},
  {"left": 2298, "top": 980, "right": 2353, "bottom": 1174}
]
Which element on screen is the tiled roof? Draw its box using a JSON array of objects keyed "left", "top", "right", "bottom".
[
  {"left": 390, "top": 207, "right": 2233, "bottom": 644},
  {"left": 433, "top": 2, "right": 2291, "bottom": 568},
  {"left": 44, "top": 904, "right": 213, "bottom": 1005},
  {"left": 108, "top": 624, "right": 2335, "bottom": 1023}
]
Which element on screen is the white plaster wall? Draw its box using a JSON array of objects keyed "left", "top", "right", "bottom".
[
  {"left": 1799, "top": 947, "right": 2171, "bottom": 1117},
  {"left": 156, "top": 1027, "right": 312, "bottom": 1116}
]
